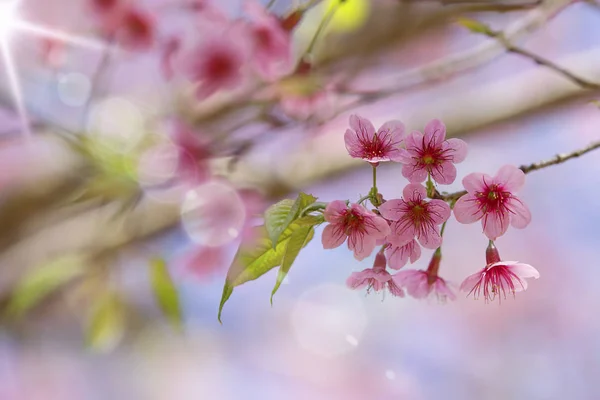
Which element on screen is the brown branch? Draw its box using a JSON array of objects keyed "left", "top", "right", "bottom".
[
  {"left": 489, "top": 31, "right": 600, "bottom": 90},
  {"left": 435, "top": 140, "right": 600, "bottom": 201}
]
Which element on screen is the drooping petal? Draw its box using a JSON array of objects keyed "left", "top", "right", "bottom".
[
  {"left": 462, "top": 172, "right": 490, "bottom": 193},
  {"left": 385, "top": 240, "right": 421, "bottom": 270},
  {"left": 430, "top": 161, "right": 457, "bottom": 185},
  {"left": 495, "top": 164, "right": 525, "bottom": 192},
  {"left": 433, "top": 279, "right": 456, "bottom": 301},
  {"left": 378, "top": 199, "right": 404, "bottom": 221},
  {"left": 459, "top": 270, "right": 484, "bottom": 293},
  {"left": 507, "top": 196, "right": 531, "bottom": 229},
  {"left": 447, "top": 138, "right": 468, "bottom": 163},
  {"left": 504, "top": 262, "right": 540, "bottom": 279},
  {"left": 402, "top": 183, "right": 427, "bottom": 201},
  {"left": 453, "top": 194, "right": 484, "bottom": 224},
  {"left": 321, "top": 224, "right": 346, "bottom": 249},
  {"left": 482, "top": 211, "right": 510, "bottom": 240},
  {"left": 349, "top": 114, "right": 376, "bottom": 141},
  {"left": 427, "top": 199, "right": 451, "bottom": 224},
  {"left": 388, "top": 221, "right": 416, "bottom": 247},
  {"left": 423, "top": 119, "right": 446, "bottom": 147}
]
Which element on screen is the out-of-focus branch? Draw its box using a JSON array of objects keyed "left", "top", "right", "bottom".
[{"left": 436, "top": 140, "right": 600, "bottom": 201}]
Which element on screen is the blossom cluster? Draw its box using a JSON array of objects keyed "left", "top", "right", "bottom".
[{"left": 323, "top": 114, "right": 539, "bottom": 302}]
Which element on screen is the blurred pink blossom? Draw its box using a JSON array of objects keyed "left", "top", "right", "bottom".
[
  {"left": 460, "top": 242, "right": 539, "bottom": 302},
  {"left": 398, "top": 119, "right": 467, "bottom": 184},
  {"left": 322, "top": 200, "right": 390, "bottom": 260},
  {"left": 379, "top": 183, "right": 450, "bottom": 249},
  {"left": 454, "top": 164, "right": 531, "bottom": 240},
  {"left": 243, "top": 0, "right": 292, "bottom": 80},
  {"left": 346, "top": 251, "right": 404, "bottom": 297},
  {"left": 344, "top": 114, "right": 405, "bottom": 164},
  {"left": 385, "top": 239, "right": 421, "bottom": 270},
  {"left": 169, "top": 120, "right": 212, "bottom": 185}
]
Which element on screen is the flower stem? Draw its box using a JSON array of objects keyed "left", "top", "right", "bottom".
[
  {"left": 300, "top": 1, "right": 339, "bottom": 62},
  {"left": 299, "top": 201, "right": 327, "bottom": 217},
  {"left": 426, "top": 174, "right": 435, "bottom": 198},
  {"left": 372, "top": 164, "right": 378, "bottom": 192}
]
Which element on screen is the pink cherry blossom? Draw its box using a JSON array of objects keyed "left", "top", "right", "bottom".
[
  {"left": 183, "top": 33, "right": 246, "bottom": 100},
  {"left": 393, "top": 251, "right": 455, "bottom": 301},
  {"left": 116, "top": 8, "right": 155, "bottom": 51},
  {"left": 379, "top": 183, "right": 451, "bottom": 249},
  {"left": 344, "top": 114, "right": 405, "bottom": 164},
  {"left": 346, "top": 252, "right": 404, "bottom": 297},
  {"left": 179, "top": 245, "right": 224, "bottom": 279},
  {"left": 453, "top": 165, "right": 531, "bottom": 240},
  {"left": 244, "top": 0, "right": 292, "bottom": 80},
  {"left": 322, "top": 200, "right": 391, "bottom": 260},
  {"left": 169, "top": 120, "right": 212, "bottom": 184},
  {"left": 398, "top": 119, "right": 467, "bottom": 184},
  {"left": 385, "top": 239, "right": 421, "bottom": 270},
  {"left": 460, "top": 242, "right": 539, "bottom": 302}
]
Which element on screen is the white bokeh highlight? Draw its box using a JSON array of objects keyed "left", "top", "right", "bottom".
[
  {"left": 291, "top": 284, "right": 367, "bottom": 358},
  {"left": 57, "top": 72, "right": 91, "bottom": 107},
  {"left": 180, "top": 181, "right": 246, "bottom": 247},
  {"left": 87, "top": 97, "right": 145, "bottom": 152}
]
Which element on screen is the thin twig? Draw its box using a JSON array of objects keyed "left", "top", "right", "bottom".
[
  {"left": 491, "top": 31, "right": 600, "bottom": 90},
  {"left": 435, "top": 140, "right": 600, "bottom": 201}
]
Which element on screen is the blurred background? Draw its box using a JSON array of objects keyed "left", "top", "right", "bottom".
[{"left": 0, "top": 0, "right": 599, "bottom": 399}]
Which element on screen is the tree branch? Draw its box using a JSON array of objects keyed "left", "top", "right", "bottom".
[{"left": 436, "top": 140, "right": 600, "bottom": 201}]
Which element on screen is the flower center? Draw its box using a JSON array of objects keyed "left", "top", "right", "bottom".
[
  {"left": 204, "top": 51, "right": 236, "bottom": 81},
  {"left": 477, "top": 184, "right": 511, "bottom": 213},
  {"left": 343, "top": 210, "right": 365, "bottom": 234},
  {"left": 422, "top": 154, "right": 435, "bottom": 165}
]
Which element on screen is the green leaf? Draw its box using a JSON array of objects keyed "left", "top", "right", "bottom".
[
  {"left": 264, "top": 199, "right": 295, "bottom": 246},
  {"left": 264, "top": 193, "right": 317, "bottom": 247},
  {"left": 149, "top": 258, "right": 183, "bottom": 330},
  {"left": 6, "top": 255, "right": 85, "bottom": 317},
  {"left": 456, "top": 18, "right": 492, "bottom": 35},
  {"left": 270, "top": 225, "right": 315, "bottom": 304},
  {"left": 86, "top": 293, "right": 126, "bottom": 352}
]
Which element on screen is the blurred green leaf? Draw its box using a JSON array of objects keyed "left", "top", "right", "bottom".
[
  {"left": 6, "top": 255, "right": 85, "bottom": 317},
  {"left": 270, "top": 225, "right": 315, "bottom": 304},
  {"left": 149, "top": 258, "right": 183, "bottom": 330},
  {"left": 86, "top": 293, "right": 126, "bottom": 352},
  {"left": 264, "top": 192, "right": 317, "bottom": 247},
  {"left": 456, "top": 18, "right": 492, "bottom": 35}
]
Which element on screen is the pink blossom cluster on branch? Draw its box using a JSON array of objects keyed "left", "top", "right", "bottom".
[{"left": 323, "top": 114, "right": 540, "bottom": 302}]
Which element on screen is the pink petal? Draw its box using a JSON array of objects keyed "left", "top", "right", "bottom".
[
  {"left": 427, "top": 199, "right": 451, "bottom": 224},
  {"left": 324, "top": 200, "right": 347, "bottom": 222},
  {"left": 344, "top": 128, "right": 363, "bottom": 158},
  {"left": 507, "top": 197, "right": 531, "bottom": 229},
  {"left": 321, "top": 224, "right": 346, "bottom": 249},
  {"left": 482, "top": 211, "right": 510, "bottom": 240},
  {"left": 462, "top": 172, "right": 490, "bottom": 194},
  {"left": 367, "top": 215, "right": 392, "bottom": 238},
  {"left": 423, "top": 119, "right": 446, "bottom": 147},
  {"left": 394, "top": 148, "right": 413, "bottom": 164},
  {"left": 349, "top": 114, "right": 376, "bottom": 140},
  {"left": 459, "top": 270, "right": 484, "bottom": 292},
  {"left": 346, "top": 271, "right": 370, "bottom": 290},
  {"left": 388, "top": 222, "right": 416, "bottom": 247},
  {"left": 402, "top": 183, "right": 427, "bottom": 201},
  {"left": 392, "top": 269, "right": 421, "bottom": 285},
  {"left": 385, "top": 240, "right": 421, "bottom": 270},
  {"left": 418, "top": 226, "right": 442, "bottom": 250},
  {"left": 453, "top": 194, "right": 484, "bottom": 224},
  {"left": 403, "top": 131, "right": 423, "bottom": 153},
  {"left": 387, "top": 281, "right": 405, "bottom": 297},
  {"left": 447, "top": 138, "right": 468, "bottom": 163},
  {"left": 494, "top": 165, "right": 525, "bottom": 192},
  {"left": 505, "top": 262, "right": 540, "bottom": 279},
  {"left": 402, "top": 164, "right": 428, "bottom": 183},
  {"left": 434, "top": 279, "right": 456, "bottom": 301},
  {"left": 378, "top": 120, "right": 405, "bottom": 142},
  {"left": 430, "top": 161, "right": 457, "bottom": 185},
  {"left": 378, "top": 199, "right": 404, "bottom": 221},
  {"left": 349, "top": 234, "right": 376, "bottom": 261}
]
